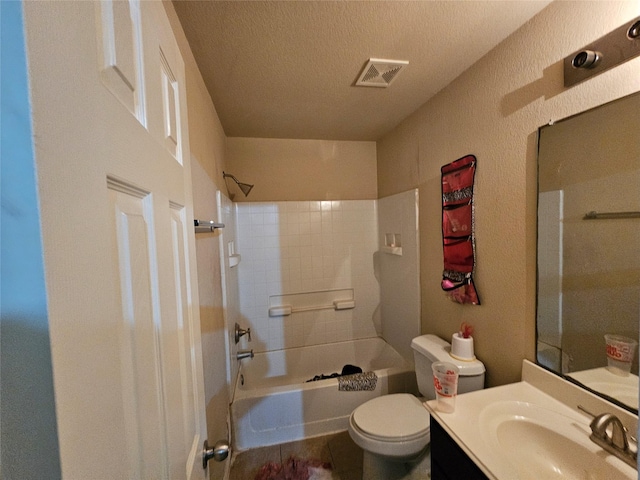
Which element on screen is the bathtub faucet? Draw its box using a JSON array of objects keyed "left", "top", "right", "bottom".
[
  {"left": 234, "top": 322, "right": 252, "bottom": 344},
  {"left": 237, "top": 349, "right": 254, "bottom": 360}
]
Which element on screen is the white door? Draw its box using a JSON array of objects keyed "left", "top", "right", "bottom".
[{"left": 23, "top": 1, "right": 208, "bottom": 478}]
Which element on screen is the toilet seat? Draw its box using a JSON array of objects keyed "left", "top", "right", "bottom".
[{"left": 348, "top": 394, "right": 431, "bottom": 459}]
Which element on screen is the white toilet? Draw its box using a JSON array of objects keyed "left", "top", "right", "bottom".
[{"left": 348, "top": 334, "right": 485, "bottom": 479}]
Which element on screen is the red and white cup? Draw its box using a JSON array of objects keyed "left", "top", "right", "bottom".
[
  {"left": 605, "top": 334, "right": 638, "bottom": 376},
  {"left": 432, "top": 362, "right": 459, "bottom": 412}
]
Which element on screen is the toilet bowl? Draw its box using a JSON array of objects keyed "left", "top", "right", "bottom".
[
  {"left": 348, "top": 393, "right": 430, "bottom": 460},
  {"left": 348, "top": 334, "right": 486, "bottom": 479}
]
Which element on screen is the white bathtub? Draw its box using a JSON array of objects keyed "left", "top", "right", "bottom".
[{"left": 231, "top": 337, "right": 418, "bottom": 451}]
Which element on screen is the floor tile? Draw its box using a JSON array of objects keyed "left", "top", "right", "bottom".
[
  {"left": 334, "top": 469, "right": 363, "bottom": 480},
  {"left": 229, "top": 444, "right": 281, "bottom": 480},
  {"left": 280, "top": 435, "right": 333, "bottom": 464},
  {"left": 228, "top": 431, "right": 364, "bottom": 480},
  {"left": 327, "top": 431, "right": 363, "bottom": 473}
]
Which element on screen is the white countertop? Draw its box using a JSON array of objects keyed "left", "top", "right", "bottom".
[
  {"left": 425, "top": 360, "right": 638, "bottom": 479},
  {"left": 568, "top": 367, "right": 639, "bottom": 410}
]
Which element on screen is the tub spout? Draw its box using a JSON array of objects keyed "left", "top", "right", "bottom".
[{"left": 237, "top": 349, "right": 254, "bottom": 360}]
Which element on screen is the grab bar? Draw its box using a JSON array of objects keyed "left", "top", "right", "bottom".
[
  {"left": 268, "top": 289, "right": 355, "bottom": 317},
  {"left": 268, "top": 300, "right": 355, "bottom": 317}
]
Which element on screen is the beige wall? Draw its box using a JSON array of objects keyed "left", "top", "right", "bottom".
[
  {"left": 166, "top": 0, "right": 640, "bottom": 412},
  {"left": 225, "top": 138, "right": 377, "bottom": 201},
  {"left": 165, "top": 3, "right": 229, "bottom": 479},
  {"left": 377, "top": 1, "right": 640, "bottom": 387}
]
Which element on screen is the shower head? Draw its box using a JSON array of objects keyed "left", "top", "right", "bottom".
[
  {"left": 237, "top": 182, "right": 253, "bottom": 197},
  {"left": 223, "top": 172, "right": 254, "bottom": 197}
]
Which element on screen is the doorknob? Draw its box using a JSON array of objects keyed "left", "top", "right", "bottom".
[{"left": 202, "top": 439, "right": 229, "bottom": 469}]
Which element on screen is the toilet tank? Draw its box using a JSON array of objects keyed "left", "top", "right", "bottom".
[{"left": 410, "top": 334, "right": 485, "bottom": 399}]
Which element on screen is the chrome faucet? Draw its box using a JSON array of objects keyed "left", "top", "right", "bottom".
[
  {"left": 580, "top": 406, "right": 638, "bottom": 467},
  {"left": 237, "top": 349, "right": 254, "bottom": 360},
  {"left": 234, "top": 322, "right": 251, "bottom": 344}
]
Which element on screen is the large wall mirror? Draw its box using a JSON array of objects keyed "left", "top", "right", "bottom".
[{"left": 536, "top": 91, "right": 640, "bottom": 413}]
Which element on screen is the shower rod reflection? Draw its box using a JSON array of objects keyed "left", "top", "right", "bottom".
[
  {"left": 223, "top": 171, "right": 254, "bottom": 197},
  {"left": 583, "top": 210, "right": 640, "bottom": 220}
]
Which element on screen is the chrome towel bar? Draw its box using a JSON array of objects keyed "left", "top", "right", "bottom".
[
  {"left": 583, "top": 211, "right": 640, "bottom": 220},
  {"left": 194, "top": 219, "right": 225, "bottom": 232}
]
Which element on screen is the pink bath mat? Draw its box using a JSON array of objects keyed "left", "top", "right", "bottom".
[{"left": 255, "top": 455, "right": 333, "bottom": 480}]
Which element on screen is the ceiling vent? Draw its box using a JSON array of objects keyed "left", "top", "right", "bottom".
[{"left": 355, "top": 58, "right": 409, "bottom": 88}]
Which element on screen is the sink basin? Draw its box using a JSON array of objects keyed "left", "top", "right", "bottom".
[{"left": 480, "top": 401, "right": 633, "bottom": 479}]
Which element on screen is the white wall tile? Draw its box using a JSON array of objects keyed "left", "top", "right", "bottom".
[{"left": 235, "top": 199, "right": 380, "bottom": 352}]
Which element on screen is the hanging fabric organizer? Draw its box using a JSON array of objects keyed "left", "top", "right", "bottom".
[{"left": 440, "top": 154, "right": 480, "bottom": 305}]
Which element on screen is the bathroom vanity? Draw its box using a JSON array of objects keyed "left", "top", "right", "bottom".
[
  {"left": 430, "top": 418, "right": 487, "bottom": 479},
  {"left": 426, "top": 360, "right": 638, "bottom": 479}
]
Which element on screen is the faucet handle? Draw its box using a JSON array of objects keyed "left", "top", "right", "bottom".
[{"left": 234, "top": 323, "right": 252, "bottom": 343}]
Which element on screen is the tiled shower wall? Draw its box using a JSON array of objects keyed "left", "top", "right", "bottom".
[
  {"left": 217, "top": 191, "right": 240, "bottom": 393},
  {"left": 235, "top": 200, "right": 379, "bottom": 352}
]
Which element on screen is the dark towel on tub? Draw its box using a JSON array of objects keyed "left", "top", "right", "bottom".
[
  {"left": 341, "top": 364, "right": 362, "bottom": 376},
  {"left": 306, "top": 364, "right": 362, "bottom": 382},
  {"left": 338, "top": 371, "right": 378, "bottom": 391}
]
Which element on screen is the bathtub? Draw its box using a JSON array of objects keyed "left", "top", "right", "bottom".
[{"left": 231, "top": 337, "right": 418, "bottom": 451}]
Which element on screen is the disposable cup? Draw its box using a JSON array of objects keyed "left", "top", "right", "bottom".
[
  {"left": 432, "top": 362, "right": 459, "bottom": 413},
  {"left": 605, "top": 334, "right": 638, "bottom": 376}
]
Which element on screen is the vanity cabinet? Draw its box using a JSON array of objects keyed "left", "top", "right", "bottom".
[{"left": 431, "top": 417, "right": 488, "bottom": 480}]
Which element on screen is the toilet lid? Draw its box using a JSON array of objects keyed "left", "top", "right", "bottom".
[{"left": 352, "top": 394, "right": 430, "bottom": 440}]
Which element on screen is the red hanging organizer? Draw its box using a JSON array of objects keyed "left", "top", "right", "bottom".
[{"left": 440, "top": 154, "right": 480, "bottom": 305}]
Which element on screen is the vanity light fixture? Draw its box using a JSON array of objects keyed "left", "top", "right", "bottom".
[
  {"left": 628, "top": 19, "right": 640, "bottom": 39},
  {"left": 571, "top": 50, "right": 601, "bottom": 69},
  {"left": 564, "top": 15, "right": 640, "bottom": 87}
]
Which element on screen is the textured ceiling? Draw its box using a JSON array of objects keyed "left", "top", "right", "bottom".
[{"left": 173, "top": 1, "right": 552, "bottom": 141}]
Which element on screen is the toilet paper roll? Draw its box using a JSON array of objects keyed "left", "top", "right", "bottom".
[{"left": 451, "top": 333, "right": 475, "bottom": 360}]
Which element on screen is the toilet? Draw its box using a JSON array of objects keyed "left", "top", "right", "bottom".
[{"left": 348, "top": 334, "right": 485, "bottom": 479}]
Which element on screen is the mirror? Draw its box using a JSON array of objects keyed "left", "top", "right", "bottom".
[{"left": 536, "top": 91, "right": 640, "bottom": 413}]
